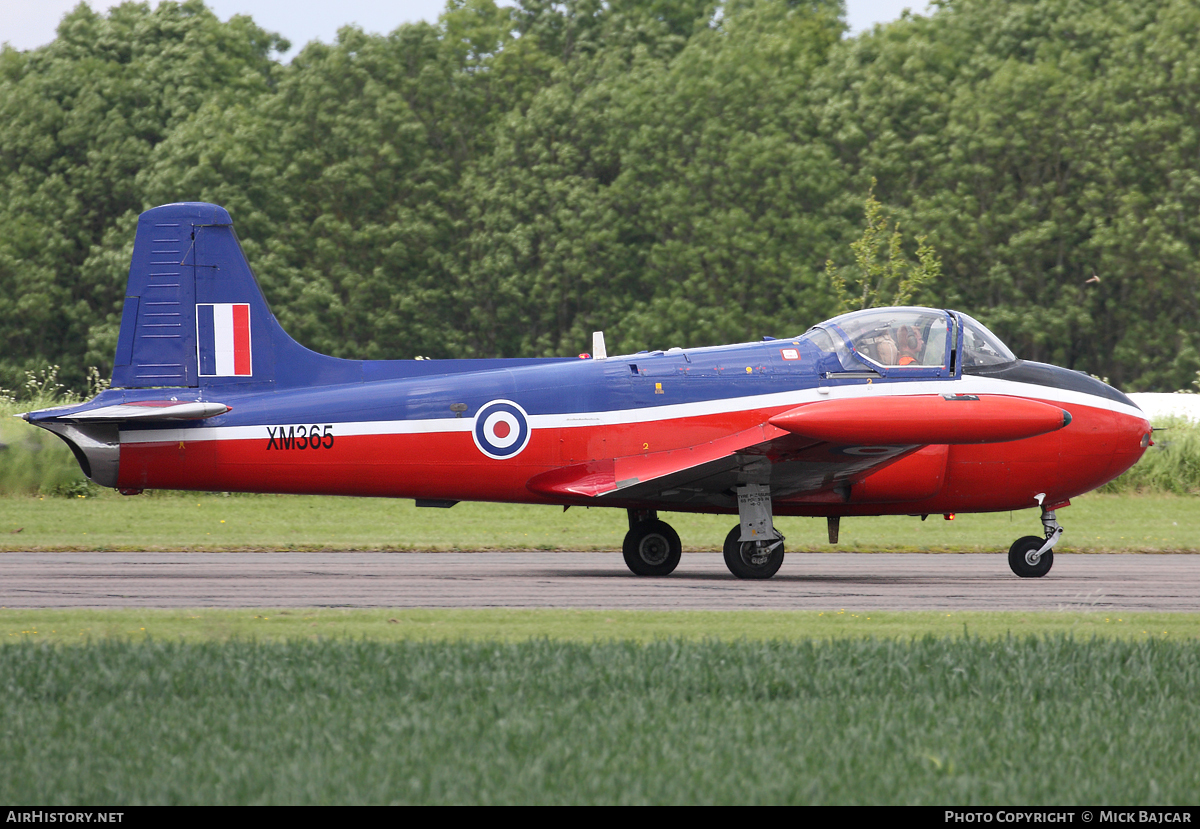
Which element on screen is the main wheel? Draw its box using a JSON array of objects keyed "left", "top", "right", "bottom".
[
  {"left": 1008, "top": 535, "right": 1054, "bottom": 578},
  {"left": 722, "top": 525, "right": 784, "bottom": 580},
  {"left": 622, "top": 520, "right": 682, "bottom": 576}
]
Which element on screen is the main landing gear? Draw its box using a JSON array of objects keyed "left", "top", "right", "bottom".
[
  {"left": 621, "top": 483, "right": 786, "bottom": 579},
  {"left": 623, "top": 509, "right": 682, "bottom": 576},
  {"left": 722, "top": 526, "right": 784, "bottom": 580},
  {"left": 1008, "top": 504, "right": 1064, "bottom": 578},
  {"left": 722, "top": 483, "right": 785, "bottom": 579}
]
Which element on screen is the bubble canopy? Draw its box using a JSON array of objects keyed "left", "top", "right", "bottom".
[{"left": 802, "top": 307, "right": 1017, "bottom": 374}]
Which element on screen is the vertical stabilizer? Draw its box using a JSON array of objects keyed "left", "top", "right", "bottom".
[
  {"left": 112, "top": 202, "right": 290, "bottom": 390},
  {"left": 109, "top": 202, "right": 568, "bottom": 392}
]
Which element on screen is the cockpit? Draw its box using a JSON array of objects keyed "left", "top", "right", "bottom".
[{"left": 802, "top": 307, "right": 1017, "bottom": 375}]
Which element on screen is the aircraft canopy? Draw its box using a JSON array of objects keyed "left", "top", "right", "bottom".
[{"left": 804, "top": 307, "right": 1017, "bottom": 371}]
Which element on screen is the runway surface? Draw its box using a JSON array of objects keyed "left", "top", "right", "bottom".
[{"left": 1, "top": 551, "right": 1196, "bottom": 611}]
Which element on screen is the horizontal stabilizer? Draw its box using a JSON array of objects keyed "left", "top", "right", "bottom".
[
  {"left": 768, "top": 394, "right": 1070, "bottom": 445},
  {"left": 30, "top": 401, "right": 230, "bottom": 423}
]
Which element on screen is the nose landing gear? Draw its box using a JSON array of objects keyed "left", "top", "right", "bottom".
[{"left": 1008, "top": 505, "right": 1064, "bottom": 578}]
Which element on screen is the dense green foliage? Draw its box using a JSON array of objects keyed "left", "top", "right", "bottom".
[
  {"left": 1, "top": 636, "right": 1198, "bottom": 804},
  {"left": 825, "top": 180, "right": 943, "bottom": 312},
  {"left": 0, "top": 372, "right": 111, "bottom": 496},
  {"left": 0, "top": 1, "right": 287, "bottom": 383},
  {"left": 3, "top": 0, "right": 1199, "bottom": 391}
]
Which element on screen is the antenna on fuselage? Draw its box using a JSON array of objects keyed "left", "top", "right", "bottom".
[{"left": 592, "top": 331, "right": 608, "bottom": 361}]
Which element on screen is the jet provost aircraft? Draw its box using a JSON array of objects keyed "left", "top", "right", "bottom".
[{"left": 22, "top": 202, "right": 1152, "bottom": 579}]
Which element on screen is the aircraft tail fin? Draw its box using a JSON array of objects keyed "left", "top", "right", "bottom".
[
  {"left": 111, "top": 202, "right": 574, "bottom": 391},
  {"left": 111, "top": 202, "right": 360, "bottom": 390}
]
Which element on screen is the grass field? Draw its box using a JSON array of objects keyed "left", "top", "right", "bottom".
[
  {"left": 2, "top": 489, "right": 1199, "bottom": 552},
  {"left": 5, "top": 608, "right": 1196, "bottom": 805},
  {"left": 2, "top": 636, "right": 1197, "bottom": 805},
  {"left": 4, "top": 608, "right": 1200, "bottom": 644}
]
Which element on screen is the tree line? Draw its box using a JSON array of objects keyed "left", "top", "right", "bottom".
[{"left": 2, "top": 0, "right": 1198, "bottom": 395}]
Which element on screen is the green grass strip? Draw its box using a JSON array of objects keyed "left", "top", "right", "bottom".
[
  {"left": 4, "top": 608, "right": 1199, "bottom": 644},
  {"left": 2, "top": 636, "right": 1199, "bottom": 805},
  {"left": 3, "top": 490, "right": 1200, "bottom": 552}
]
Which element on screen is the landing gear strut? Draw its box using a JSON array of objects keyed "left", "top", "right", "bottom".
[
  {"left": 622, "top": 509, "right": 682, "bottom": 576},
  {"left": 722, "top": 483, "right": 785, "bottom": 579},
  {"left": 1008, "top": 505, "right": 1063, "bottom": 578}
]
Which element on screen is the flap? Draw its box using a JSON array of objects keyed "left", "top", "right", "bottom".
[{"left": 527, "top": 422, "right": 786, "bottom": 500}]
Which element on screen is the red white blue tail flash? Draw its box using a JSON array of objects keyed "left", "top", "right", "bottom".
[{"left": 197, "top": 303, "right": 252, "bottom": 377}]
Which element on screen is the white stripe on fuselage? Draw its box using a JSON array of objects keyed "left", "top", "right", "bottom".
[{"left": 118, "top": 375, "right": 1146, "bottom": 445}]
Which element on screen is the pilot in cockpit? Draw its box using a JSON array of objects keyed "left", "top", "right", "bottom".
[
  {"left": 858, "top": 324, "right": 921, "bottom": 367},
  {"left": 895, "top": 325, "right": 924, "bottom": 366}
]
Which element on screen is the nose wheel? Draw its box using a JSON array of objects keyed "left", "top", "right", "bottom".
[
  {"left": 1008, "top": 536, "right": 1054, "bottom": 578},
  {"left": 1008, "top": 506, "right": 1063, "bottom": 578}
]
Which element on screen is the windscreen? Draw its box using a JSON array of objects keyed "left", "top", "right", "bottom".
[{"left": 959, "top": 313, "right": 1017, "bottom": 367}]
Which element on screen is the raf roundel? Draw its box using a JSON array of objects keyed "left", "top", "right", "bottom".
[{"left": 472, "top": 399, "right": 532, "bottom": 460}]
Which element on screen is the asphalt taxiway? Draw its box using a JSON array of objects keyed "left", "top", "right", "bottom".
[{"left": 0, "top": 551, "right": 1195, "bottom": 611}]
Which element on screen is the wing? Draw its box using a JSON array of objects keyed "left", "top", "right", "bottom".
[{"left": 526, "top": 394, "right": 1070, "bottom": 509}]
